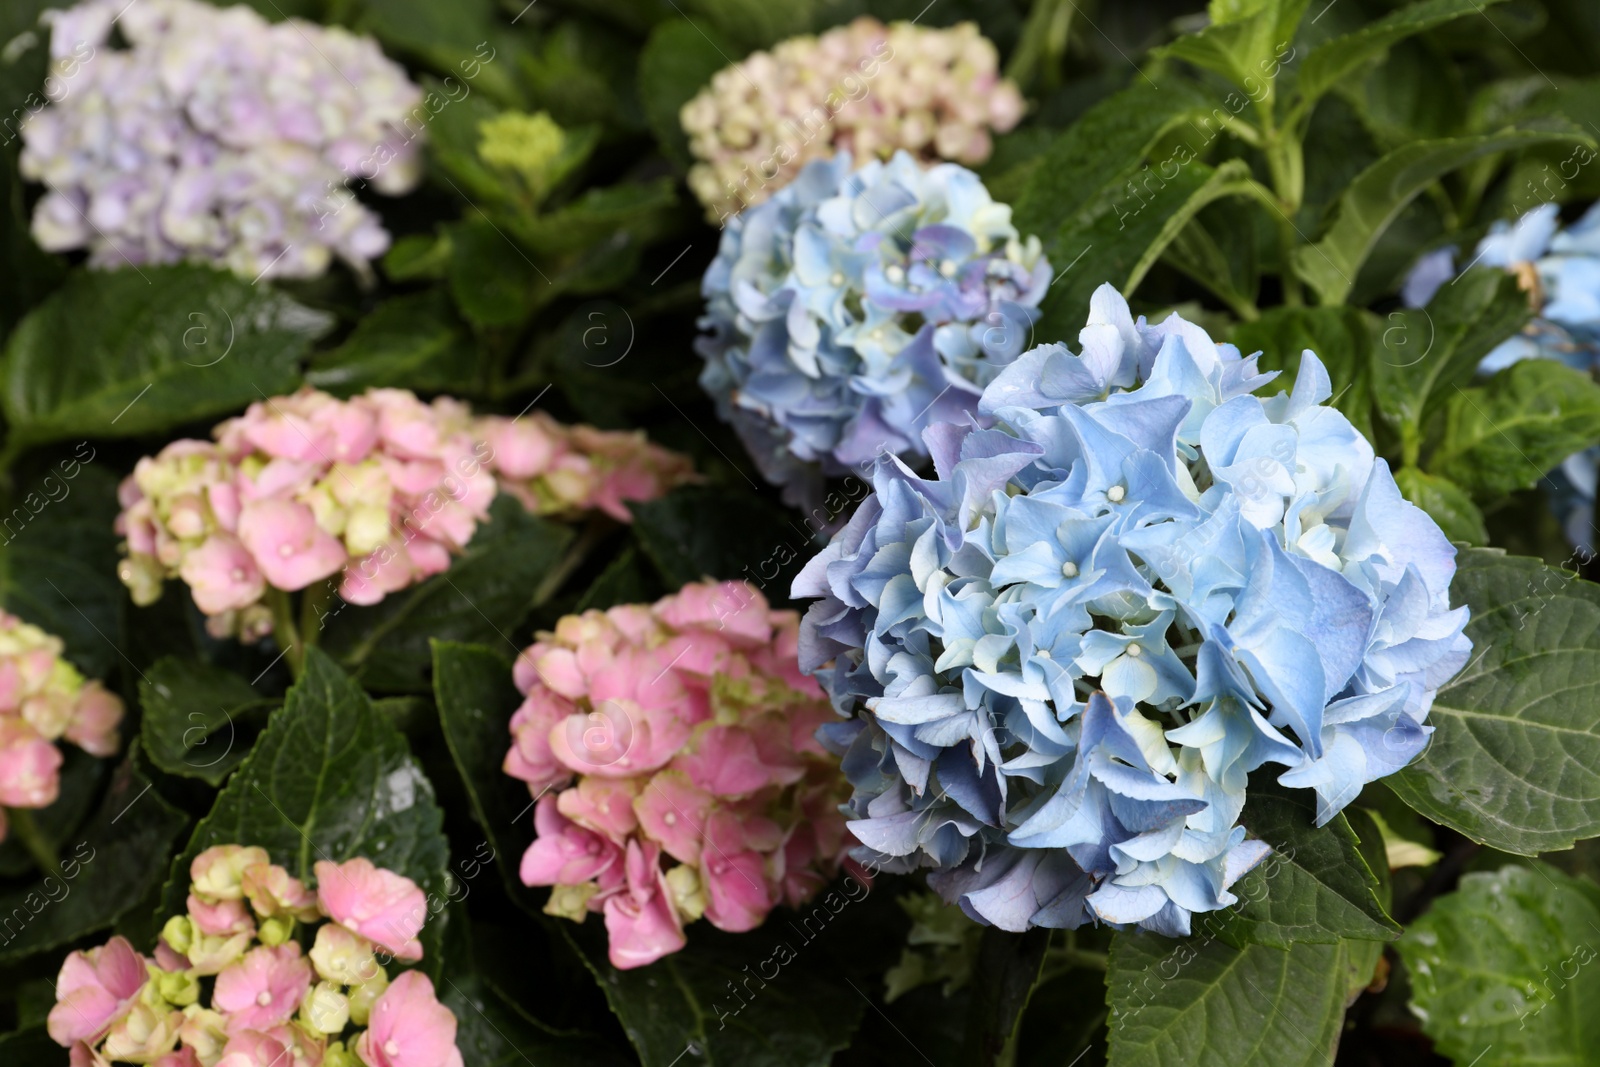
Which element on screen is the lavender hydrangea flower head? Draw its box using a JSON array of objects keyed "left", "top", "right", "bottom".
[
  {"left": 697, "top": 150, "right": 1050, "bottom": 495},
  {"left": 794, "top": 285, "right": 1471, "bottom": 936},
  {"left": 1404, "top": 202, "right": 1600, "bottom": 548},
  {"left": 19, "top": 0, "right": 424, "bottom": 280}
]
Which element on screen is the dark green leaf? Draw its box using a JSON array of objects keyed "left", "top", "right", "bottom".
[
  {"left": 357, "top": 0, "right": 522, "bottom": 105},
  {"left": 2, "top": 266, "right": 330, "bottom": 446},
  {"left": 1372, "top": 267, "right": 1530, "bottom": 439},
  {"left": 574, "top": 546, "right": 655, "bottom": 612},
  {"left": 0, "top": 755, "right": 186, "bottom": 963},
  {"left": 443, "top": 969, "right": 631, "bottom": 1067},
  {"left": 962, "top": 928, "right": 1050, "bottom": 1066},
  {"left": 685, "top": 0, "right": 811, "bottom": 51},
  {"left": 140, "top": 657, "right": 275, "bottom": 787},
  {"left": 631, "top": 486, "right": 813, "bottom": 598},
  {"left": 0, "top": 457, "right": 122, "bottom": 679},
  {"left": 320, "top": 495, "right": 573, "bottom": 692},
  {"left": 1292, "top": 125, "right": 1593, "bottom": 305},
  {"left": 1396, "top": 863, "right": 1600, "bottom": 1066},
  {"left": 1014, "top": 82, "right": 1212, "bottom": 246},
  {"left": 1428, "top": 359, "right": 1600, "bottom": 498},
  {"left": 1106, "top": 930, "right": 1379, "bottom": 1067},
  {"left": 1293, "top": 0, "right": 1508, "bottom": 111},
  {"left": 446, "top": 218, "right": 546, "bottom": 328},
  {"left": 562, "top": 918, "right": 865, "bottom": 1067},
  {"left": 157, "top": 649, "right": 451, "bottom": 965},
  {"left": 1210, "top": 781, "right": 1400, "bottom": 948},
  {"left": 637, "top": 19, "right": 737, "bottom": 169},
  {"left": 431, "top": 641, "right": 538, "bottom": 909},
  {"left": 1389, "top": 548, "right": 1600, "bottom": 853},
  {"left": 0, "top": 1027, "right": 63, "bottom": 1063},
  {"left": 306, "top": 290, "right": 481, "bottom": 397},
  {"left": 1393, "top": 467, "right": 1489, "bottom": 545}
]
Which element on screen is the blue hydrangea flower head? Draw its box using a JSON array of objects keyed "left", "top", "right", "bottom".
[
  {"left": 1404, "top": 202, "right": 1600, "bottom": 548},
  {"left": 797, "top": 285, "right": 1471, "bottom": 936},
  {"left": 696, "top": 150, "right": 1051, "bottom": 493}
]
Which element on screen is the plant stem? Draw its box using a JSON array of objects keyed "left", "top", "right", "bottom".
[
  {"left": 266, "top": 586, "right": 303, "bottom": 679},
  {"left": 531, "top": 516, "right": 613, "bottom": 609},
  {"left": 9, "top": 808, "right": 60, "bottom": 877},
  {"left": 298, "top": 579, "right": 337, "bottom": 656}
]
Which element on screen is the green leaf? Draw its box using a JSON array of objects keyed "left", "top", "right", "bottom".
[
  {"left": 1396, "top": 864, "right": 1600, "bottom": 1067},
  {"left": 157, "top": 649, "right": 451, "bottom": 964},
  {"left": 574, "top": 546, "right": 656, "bottom": 612},
  {"left": 1292, "top": 125, "right": 1593, "bottom": 305},
  {"left": 636, "top": 18, "right": 737, "bottom": 169},
  {"left": 357, "top": 0, "right": 521, "bottom": 105},
  {"left": 446, "top": 218, "right": 545, "bottom": 328},
  {"left": 1393, "top": 467, "right": 1489, "bottom": 545},
  {"left": 0, "top": 456, "right": 123, "bottom": 679},
  {"left": 1159, "top": 1, "right": 1307, "bottom": 93},
  {"left": 1106, "top": 930, "right": 1380, "bottom": 1067},
  {"left": 561, "top": 919, "right": 866, "bottom": 1067},
  {"left": 306, "top": 290, "right": 481, "bottom": 398},
  {"left": 0, "top": 1027, "right": 62, "bottom": 1063},
  {"left": 1428, "top": 359, "right": 1600, "bottom": 498},
  {"left": 1209, "top": 782, "right": 1399, "bottom": 948},
  {"left": 1014, "top": 82, "right": 1213, "bottom": 245},
  {"left": 1228, "top": 304, "right": 1374, "bottom": 438},
  {"left": 2, "top": 265, "right": 330, "bottom": 446},
  {"left": 1371, "top": 267, "right": 1530, "bottom": 442},
  {"left": 0, "top": 755, "right": 186, "bottom": 963},
  {"left": 962, "top": 928, "right": 1050, "bottom": 1065},
  {"left": 443, "top": 969, "right": 631, "bottom": 1067},
  {"left": 685, "top": 0, "right": 811, "bottom": 51},
  {"left": 631, "top": 486, "right": 813, "bottom": 595},
  {"left": 320, "top": 495, "right": 573, "bottom": 692},
  {"left": 1293, "top": 0, "right": 1509, "bottom": 112},
  {"left": 431, "top": 641, "right": 538, "bottom": 909},
  {"left": 1389, "top": 548, "right": 1600, "bottom": 854},
  {"left": 139, "top": 658, "right": 276, "bottom": 787}
]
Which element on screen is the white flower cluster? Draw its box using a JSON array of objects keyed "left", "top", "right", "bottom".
[{"left": 20, "top": 0, "right": 425, "bottom": 279}]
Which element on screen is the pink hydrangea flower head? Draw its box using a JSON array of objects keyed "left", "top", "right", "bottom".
[
  {"left": 509, "top": 581, "right": 852, "bottom": 966},
  {"left": 47, "top": 936, "right": 149, "bottom": 1046},
  {"left": 240, "top": 861, "right": 322, "bottom": 922},
  {"left": 314, "top": 858, "right": 427, "bottom": 962},
  {"left": 212, "top": 943, "right": 314, "bottom": 1032},
  {"left": 478, "top": 411, "right": 696, "bottom": 520},
  {"left": 354, "top": 971, "right": 464, "bottom": 1067},
  {"left": 0, "top": 613, "right": 123, "bottom": 825},
  {"left": 191, "top": 846, "right": 272, "bottom": 902}
]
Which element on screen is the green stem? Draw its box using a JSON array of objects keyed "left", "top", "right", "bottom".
[
  {"left": 532, "top": 516, "right": 613, "bottom": 609},
  {"left": 298, "top": 579, "right": 338, "bottom": 655},
  {"left": 9, "top": 808, "right": 60, "bottom": 877},
  {"left": 266, "top": 586, "right": 303, "bottom": 679}
]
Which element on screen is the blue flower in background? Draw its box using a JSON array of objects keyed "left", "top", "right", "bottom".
[
  {"left": 696, "top": 150, "right": 1051, "bottom": 496},
  {"left": 798, "top": 285, "right": 1471, "bottom": 936},
  {"left": 1405, "top": 202, "right": 1600, "bottom": 549}
]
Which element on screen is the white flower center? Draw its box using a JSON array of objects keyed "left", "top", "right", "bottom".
[
  {"left": 663, "top": 812, "right": 677, "bottom": 825},
  {"left": 384, "top": 1040, "right": 401, "bottom": 1057},
  {"left": 829, "top": 271, "right": 845, "bottom": 286},
  {"left": 1036, "top": 649, "right": 1051, "bottom": 659},
  {"left": 278, "top": 543, "right": 294, "bottom": 557},
  {"left": 231, "top": 568, "right": 246, "bottom": 581},
  {"left": 256, "top": 991, "right": 273, "bottom": 1006},
  {"left": 1106, "top": 485, "right": 1126, "bottom": 503},
  {"left": 1126, "top": 643, "right": 1143, "bottom": 658},
  {"left": 1060, "top": 562, "right": 1078, "bottom": 578},
  {"left": 885, "top": 264, "right": 905, "bottom": 284},
  {"left": 939, "top": 259, "right": 957, "bottom": 277}
]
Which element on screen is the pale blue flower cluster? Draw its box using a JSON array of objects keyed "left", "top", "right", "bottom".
[
  {"left": 795, "top": 285, "right": 1471, "bottom": 936},
  {"left": 1405, "top": 202, "right": 1600, "bottom": 549},
  {"left": 696, "top": 150, "right": 1051, "bottom": 493}
]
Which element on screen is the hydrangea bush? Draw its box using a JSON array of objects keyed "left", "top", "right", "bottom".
[
  {"left": 681, "top": 18, "right": 1025, "bottom": 222},
  {"left": 19, "top": 0, "right": 425, "bottom": 279},
  {"left": 49, "top": 846, "right": 462, "bottom": 1066},
  {"left": 795, "top": 286, "right": 1471, "bottom": 933},
  {"left": 505, "top": 581, "right": 850, "bottom": 968},
  {"left": 0, "top": 0, "right": 1596, "bottom": 1064},
  {"left": 697, "top": 150, "right": 1050, "bottom": 495}
]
